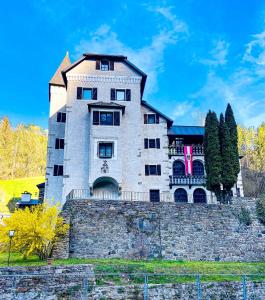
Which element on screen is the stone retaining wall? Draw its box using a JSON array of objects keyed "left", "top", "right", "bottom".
[{"left": 53, "top": 197, "right": 265, "bottom": 261}]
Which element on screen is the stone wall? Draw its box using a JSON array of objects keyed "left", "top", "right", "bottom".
[
  {"left": 0, "top": 264, "right": 95, "bottom": 299},
  {"left": 54, "top": 197, "right": 265, "bottom": 261}
]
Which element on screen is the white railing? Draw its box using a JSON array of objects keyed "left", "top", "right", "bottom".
[
  {"left": 169, "top": 175, "right": 206, "bottom": 186},
  {"left": 169, "top": 145, "right": 204, "bottom": 156},
  {"left": 66, "top": 190, "right": 174, "bottom": 202}
]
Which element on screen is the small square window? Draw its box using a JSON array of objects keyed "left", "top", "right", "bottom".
[
  {"left": 149, "top": 139, "right": 156, "bottom": 148},
  {"left": 98, "top": 143, "right": 113, "bottom": 158},
  {"left": 116, "top": 90, "right": 125, "bottom": 101},
  {"left": 55, "top": 138, "right": 64, "bottom": 149},
  {"left": 53, "top": 165, "right": 63, "bottom": 176},
  {"left": 149, "top": 165, "right": 157, "bottom": 175},
  {"left": 83, "top": 88, "right": 92, "bottom": 100},
  {"left": 101, "top": 61, "right": 109, "bottom": 71},
  {"left": 100, "top": 112, "right": 113, "bottom": 125},
  {"left": 147, "top": 114, "right": 156, "bottom": 124},
  {"left": 150, "top": 190, "right": 160, "bottom": 202},
  {"left": 57, "top": 112, "right": 66, "bottom": 123}
]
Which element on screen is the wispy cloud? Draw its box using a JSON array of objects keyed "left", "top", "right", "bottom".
[
  {"left": 199, "top": 39, "right": 229, "bottom": 66},
  {"left": 243, "top": 31, "right": 265, "bottom": 65},
  {"left": 74, "top": 6, "right": 188, "bottom": 96}
]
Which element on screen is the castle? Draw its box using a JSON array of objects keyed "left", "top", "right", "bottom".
[{"left": 45, "top": 53, "right": 244, "bottom": 206}]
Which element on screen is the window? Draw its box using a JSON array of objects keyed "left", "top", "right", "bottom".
[
  {"left": 193, "top": 188, "right": 207, "bottom": 203},
  {"left": 144, "top": 114, "right": 159, "bottom": 124},
  {"left": 173, "top": 160, "right": 185, "bottom": 176},
  {"left": 53, "top": 165, "right": 63, "bottom": 176},
  {"left": 93, "top": 111, "right": 120, "bottom": 126},
  {"left": 96, "top": 60, "right": 114, "bottom": 71},
  {"left": 174, "top": 188, "right": 188, "bottom": 203},
  {"left": 55, "top": 138, "right": 64, "bottom": 149},
  {"left": 150, "top": 190, "right": 160, "bottom": 202},
  {"left": 57, "top": 112, "right": 66, "bottom": 123},
  {"left": 98, "top": 143, "right": 113, "bottom": 158},
  {"left": 144, "top": 138, "right": 160, "bottom": 149},
  {"left": 111, "top": 89, "right": 131, "bottom": 101},
  {"left": 77, "top": 87, "right": 97, "bottom": 100},
  {"left": 193, "top": 160, "right": 204, "bottom": 176},
  {"left": 145, "top": 165, "right": 161, "bottom": 176}
]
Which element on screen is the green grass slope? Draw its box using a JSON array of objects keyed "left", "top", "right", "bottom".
[{"left": 0, "top": 176, "right": 44, "bottom": 213}]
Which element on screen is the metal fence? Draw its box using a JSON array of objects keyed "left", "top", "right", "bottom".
[{"left": 1, "top": 272, "right": 265, "bottom": 299}]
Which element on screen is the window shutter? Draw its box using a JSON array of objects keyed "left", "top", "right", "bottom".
[
  {"left": 55, "top": 139, "right": 59, "bottom": 149},
  {"left": 125, "top": 89, "right": 131, "bottom": 101},
  {"left": 111, "top": 88, "right": 116, "bottom": 100},
  {"left": 145, "top": 165, "right": 149, "bottom": 176},
  {"left": 62, "top": 113, "right": 66, "bottom": 123},
  {"left": 92, "top": 88, "right": 97, "bottom": 100},
  {"left": 144, "top": 138, "right": 148, "bottom": 149},
  {"left": 93, "top": 111, "right": 99, "bottom": 125},
  {"left": 96, "top": 60, "right": 100, "bottom": 70},
  {"left": 156, "top": 138, "right": 160, "bottom": 149},
  {"left": 77, "top": 87, "right": 82, "bottom": 99},
  {"left": 144, "top": 114, "right": 147, "bottom": 124},
  {"left": 157, "top": 165, "right": 161, "bottom": 175},
  {"left": 59, "top": 165, "right": 64, "bottom": 176},
  {"left": 60, "top": 139, "right": 65, "bottom": 149},
  {"left": 114, "top": 111, "right": 120, "bottom": 126},
  {"left": 155, "top": 114, "right": 159, "bottom": 124},
  {"left": 57, "top": 113, "right": 61, "bottom": 122},
  {"left": 53, "top": 165, "right": 58, "bottom": 176},
  {"left": 110, "top": 61, "right": 114, "bottom": 71}
]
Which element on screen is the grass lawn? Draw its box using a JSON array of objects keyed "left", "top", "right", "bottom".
[
  {"left": 1, "top": 253, "right": 265, "bottom": 285},
  {"left": 0, "top": 176, "right": 44, "bottom": 213}
]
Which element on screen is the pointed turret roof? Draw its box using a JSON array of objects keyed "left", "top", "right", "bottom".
[{"left": 49, "top": 52, "right": 71, "bottom": 86}]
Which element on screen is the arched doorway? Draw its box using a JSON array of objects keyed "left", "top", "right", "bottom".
[
  {"left": 92, "top": 177, "right": 119, "bottom": 200},
  {"left": 193, "top": 160, "right": 204, "bottom": 176},
  {"left": 174, "top": 188, "right": 188, "bottom": 203},
  {"left": 193, "top": 188, "right": 207, "bottom": 203},
  {"left": 173, "top": 160, "right": 185, "bottom": 176}
]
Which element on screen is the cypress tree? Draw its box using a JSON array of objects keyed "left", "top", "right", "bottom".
[
  {"left": 219, "top": 113, "right": 236, "bottom": 203},
  {"left": 225, "top": 103, "right": 240, "bottom": 177},
  {"left": 204, "top": 111, "right": 222, "bottom": 201}
]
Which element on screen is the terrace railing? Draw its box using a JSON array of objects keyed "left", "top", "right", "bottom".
[
  {"left": 169, "top": 175, "right": 206, "bottom": 186},
  {"left": 67, "top": 189, "right": 174, "bottom": 202},
  {"left": 168, "top": 145, "right": 204, "bottom": 156}
]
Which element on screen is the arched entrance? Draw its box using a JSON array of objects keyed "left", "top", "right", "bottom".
[
  {"left": 193, "top": 188, "right": 207, "bottom": 203},
  {"left": 92, "top": 177, "right": 119, "bottom": 200},
  {"left": 174, "top": 188, "right": 188, "bottom": 203}
]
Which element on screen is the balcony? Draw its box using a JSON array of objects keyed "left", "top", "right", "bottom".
[
  {"left": 169, "top": 175, "right": 206, "bottom": 187},
  {"left": 168, "top": 145, "right": 204, "bottom": 156}
]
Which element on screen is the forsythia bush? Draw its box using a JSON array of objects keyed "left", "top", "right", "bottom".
[{"left": 0, "top": 204, "right": 69, "bottom": 260}]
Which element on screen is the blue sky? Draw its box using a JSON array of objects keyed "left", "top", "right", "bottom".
[{"left": 0, "top": 0, "right": 265, "bottom": 128}]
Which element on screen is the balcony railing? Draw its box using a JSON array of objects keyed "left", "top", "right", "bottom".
[
  {"left": 168, "top": 145, "right": 204, "bottom": 156},
  {"left": 67, "top": 189, "right": 174, "bottom": 202},
  {"left": 169, "top": 175, "right": 206, "bottom": 186}
]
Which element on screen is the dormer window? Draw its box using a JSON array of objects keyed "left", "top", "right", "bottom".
[{"left": 96, "top": 60, "right": 114, "bottom": 71}]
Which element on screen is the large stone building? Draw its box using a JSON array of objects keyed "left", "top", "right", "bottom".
[{"left": 45, "top": 53, "right": 243, "bottom": 206}]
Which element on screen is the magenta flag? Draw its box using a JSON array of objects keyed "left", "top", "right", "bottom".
[{"left": 184, "top": 146, "right": 193, "bottom": 175}]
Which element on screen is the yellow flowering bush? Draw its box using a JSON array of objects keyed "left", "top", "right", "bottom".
[{"left": 0, "top": 204, "right": 69, "bottom": 260}]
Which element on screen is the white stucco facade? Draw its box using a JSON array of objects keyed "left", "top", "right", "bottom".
[{"left": 44, "top": 54, "right": 244, "bottom": 207}]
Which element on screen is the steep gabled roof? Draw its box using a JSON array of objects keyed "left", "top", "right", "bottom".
[
  {"left": 50, "top": 52, "right": 71, "bottom": 86},
  {"left": 61, "top": 54, "right": 147, "bottom": 97},
  {"left": 141, "top": 100, "right": 173, "bottom": 127}
]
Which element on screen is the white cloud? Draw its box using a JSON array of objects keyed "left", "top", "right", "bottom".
[
  {"left": 243, "top": 31, "right": 265, "bottom": 65},
  {"left": 199, "top": 39, "right": 229, "bottom": 66},
  {"left": 74, "top": 7, "right": 188, "bottom": 96},
  {"left": 171, "top": 101, "right": 194, "bottom": 119}
]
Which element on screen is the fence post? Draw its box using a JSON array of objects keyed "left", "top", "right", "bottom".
[
  {"left": 196, "top": 275, "right": 202, "bottom": 300},
  {"left": 143, "top": 274, "right": 149, "bottom": 300},
  {"left": 82, "top": 275, "right": 89, "bottom": 300},
  {"left": 242, "top": 275, "right": 247, "bottom": 300}
]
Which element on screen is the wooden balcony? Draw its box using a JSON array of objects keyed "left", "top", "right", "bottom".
[
  {"left": 168, "top": 145, "right": 204, "bottom": 156},
  {"left": 169, "top": 175, "right": 206, "bottom": 187}
]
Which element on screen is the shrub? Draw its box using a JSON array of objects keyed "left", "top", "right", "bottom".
[
  {"left": 256, "top": 194, "right": 265, "bottom": 225},
  {"left": 238, "top": 207, "right": 252, "bottom": 226}
]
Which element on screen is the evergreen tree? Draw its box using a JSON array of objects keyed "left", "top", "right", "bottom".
[
  {"left": 225, "top": 104, "right": 240, "bottom": 177},
  {"left": 204, "top": 111, "right": 222, "bottom": 201},
  {"left": 219, "top": 113, "right": 236, "bottom": 203}
]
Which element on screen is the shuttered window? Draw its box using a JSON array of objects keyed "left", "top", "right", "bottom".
[
  {"left": 77, "top": 87, "right": 97, "bottom": 100},
  {"left": 110, "top": 89, "right": 131, "bottom": 101},
  {"left": 96, "top": 60, "right": 114, "bottom": 71},
  {"left": 93, "top": 111, "right": 120, "bottom": 126},
  {"left": 145, "top": 165, "right": 161, "bottom": 176},
  {"left": 57, "top": 112, "right": 66, "bottom": 123},
  {"left": 55, "top": 138, "right": 64, "bottom": 149},
  {"left": 144, "top": 138, "right": 160, "bottom": 149},
  {"left": 144, "top": 114, "right": 159, "bottom": 124},
  {"left": 53, "top": 165, "right": 63, "bottom": 176}
]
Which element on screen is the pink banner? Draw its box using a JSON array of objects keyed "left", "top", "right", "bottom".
[{"left": 184, "top": 146, "right": 193, "bottom": 175}]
